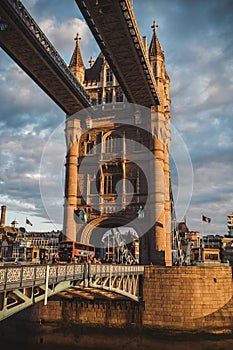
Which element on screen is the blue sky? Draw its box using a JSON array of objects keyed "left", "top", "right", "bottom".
[{"left": 0, "top": 0, "right": 233, "bottom": 235}]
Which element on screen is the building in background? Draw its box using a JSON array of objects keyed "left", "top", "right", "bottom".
[
  {"left": 227, "top": 213, "right": 233, "bottom": 237},
  {"left": 14, "top": 230, "right": 63, "bottom": 262},
  {"left": 0, "top": 205, "right": 25, "bottom": 258},
  {"left": 221, "top": 213, "right": 233, "bottom": 265},
  {"left": 0, "top": 205, "right": 63, "bottom": 262}
]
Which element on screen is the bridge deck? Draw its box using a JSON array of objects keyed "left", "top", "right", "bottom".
[
  {"left": 0, "top": 263, "right": 144, "bottom": 321},
  {"left": 75, "top": 0, "right": 160, "bottom": 108},
  {"left": 0, "top": 0, "right": 91, "bottom": 115}
]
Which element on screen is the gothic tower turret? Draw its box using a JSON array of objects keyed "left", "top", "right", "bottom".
[
  {"left": 148, "top": 20, "right": 172, "bottom": 266},
  {"left": 149, "top": 20, "right": 170, "bottom": 114},
  {"left": 69, "top": 33, "right": 85, "bottom": 84}
]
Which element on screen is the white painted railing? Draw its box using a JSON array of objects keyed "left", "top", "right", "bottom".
[{"left": 0, "top": 263, "right": 144, "bottom": 292}]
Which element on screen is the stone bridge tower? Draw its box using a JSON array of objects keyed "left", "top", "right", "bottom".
[{"left": 63, "top": 22, "right": 172, "bottom": 266}]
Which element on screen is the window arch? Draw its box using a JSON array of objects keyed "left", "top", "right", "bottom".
[
  {"left": 104, "top": 134, "right": 121, "bottom": 153},
  {"left": 134, "top": 129, "right": 143, "bottom": 152},
  {"left": 116, "top": 90, "right": 124, "bottom": 102},
  {"left": 105, "top": 90, "right": 113, "bottom": 103},
  {"left": 98, "top": 91, "right": 102, "bottom": 104},
  {"left": 102, "top": 164, "right": 123, "bottom": 195},
  {"left": 106, "top": 68, "right": 113, "bottom": 83}
]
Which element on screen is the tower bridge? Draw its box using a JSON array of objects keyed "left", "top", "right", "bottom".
[
  {"left": 1, "top": 1, "right": 172, "bottom": 267},
  {"left": 65, "top": 0, "right": 172, "bottom": 266},
  {"left": 1, "top": 2, "right": 233, "bottom": 333}
]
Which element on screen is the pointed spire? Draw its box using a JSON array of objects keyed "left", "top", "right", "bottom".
[
  {"left": 75, "top": 33, "right": 81, "bottom": 42},
  {"left": 69, "top": 33, "right": 85, "bottom": 82},
  {"left": 149, "top": 19, "right": 164, "bottom": 58},
  {"left": 152, "top": 19, "right": 158, "bottom": 35}
]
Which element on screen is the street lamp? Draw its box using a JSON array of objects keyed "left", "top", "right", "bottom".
[
  {"left": 74, "top": 209, "right": 88, "bottom": 223},
  {"left": 137, "top": 205, "right": 144, "bottom": 219},
  {"left": 79, "top": 209, "right": 87, "bottom": 223}
]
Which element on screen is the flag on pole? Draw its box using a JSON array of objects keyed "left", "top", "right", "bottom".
[
  {"left": 202, "top": 215, "right": 211, "bottom": 223},
  {"left": 26, "top": 218, "right": 33, "bottom": 226}
]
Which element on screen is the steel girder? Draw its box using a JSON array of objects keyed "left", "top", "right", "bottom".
[
  {"left": 0, "top": 263, "right": 144, "bottom": 321},
  {"left": 75, "top": 0, "right": 160, "bottom": 108},
  {"left": 0, "top": 0, "right": 91, "bottom": 115}
]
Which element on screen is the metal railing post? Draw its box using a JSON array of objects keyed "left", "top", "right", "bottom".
[
  {"left": 84, "top": 263, "right": 89, "bottom": 287},
  {"left": 44, "top": 265, "right": 50, "bottom": 305}
]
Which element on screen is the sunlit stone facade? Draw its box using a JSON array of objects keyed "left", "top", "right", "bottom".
[{"left": 63, "top": 22, "right": 172, "bottom": 265}]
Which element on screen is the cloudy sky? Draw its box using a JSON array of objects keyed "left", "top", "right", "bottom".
[{"left": 0, "top": 0, "right": 233, "bottom": 235}]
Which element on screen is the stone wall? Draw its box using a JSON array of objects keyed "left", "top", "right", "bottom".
[
  {"left": 8, "top": 266, "right": 233, "bottom": 333},
  {"left": 19, "top": 299, "right": 142, "bottom": 328},
  {"left": 143, "top": 266, "right": 233, "bottom": 331}
]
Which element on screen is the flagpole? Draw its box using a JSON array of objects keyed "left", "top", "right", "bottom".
[
  {"left": 201, "top": 213, "right": 204, "bottom": 239},
  {"left": 199, "top": 214, "right": 203, "bottom": 262},
  {"left": 200, "top": 214, "right": 211, "bottom": 263},
  {"left": 23, "top": 217, "right": 27, "bottom": 260}
]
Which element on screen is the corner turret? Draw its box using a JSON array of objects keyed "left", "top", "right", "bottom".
[
  {"left": 149, "top": 20, "right": 170, "bottom": 111},
  {"left": 149, "top": 20, "right": 164, "bottom": 78},
  {"left": 69, "top": 33, "right": 85, "bottom": 84}
]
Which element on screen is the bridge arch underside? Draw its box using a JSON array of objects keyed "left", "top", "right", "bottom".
[{"left": 79, "top": 216, "right": 143, "bottom": 249}]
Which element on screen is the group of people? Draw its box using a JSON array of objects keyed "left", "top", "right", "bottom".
[{"left": 51, "top": 254, "right": 138, "bottom": 265}]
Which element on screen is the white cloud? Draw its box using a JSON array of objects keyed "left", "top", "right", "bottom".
[
  {"left": 23, "top": 0, "right": 38, "bottom": 7},
  {"left": 38, "top": 17, "right": 97, "bottom": 64}
]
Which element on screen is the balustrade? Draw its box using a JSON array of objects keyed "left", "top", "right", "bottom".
[
  {"left": 0, "top": 263, "right": 144, "bottom": 292},
  {"left": 0, "top": 264, "right": 85, "bottom": 291}
]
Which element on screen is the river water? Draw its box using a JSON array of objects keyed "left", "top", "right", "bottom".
[{"left": 1, "top": 321, "right": 233, "bottom": 350}]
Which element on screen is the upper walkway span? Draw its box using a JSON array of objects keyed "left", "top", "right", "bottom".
[
  {"left": 0, "top": 0, "right": 91, "bottom": 115},
  {"left": 75, "top": 0, "right": 160, "bottom": 108},
  {"left": 0, "top": 263, "right": 144, "bottom": 321}
]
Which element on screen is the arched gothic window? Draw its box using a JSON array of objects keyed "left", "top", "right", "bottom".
[
  {"left": 116, "top": 90, "right": 124, "bottom": 102},
  {"left": 105, "top": 135, "right": 121, "bottom": 153},
  {"left": 105, "top": 90, "right": 113, "bottom": 103},
  {"left": 106, "top": 68, "right": 113, "bottom": 83}
]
